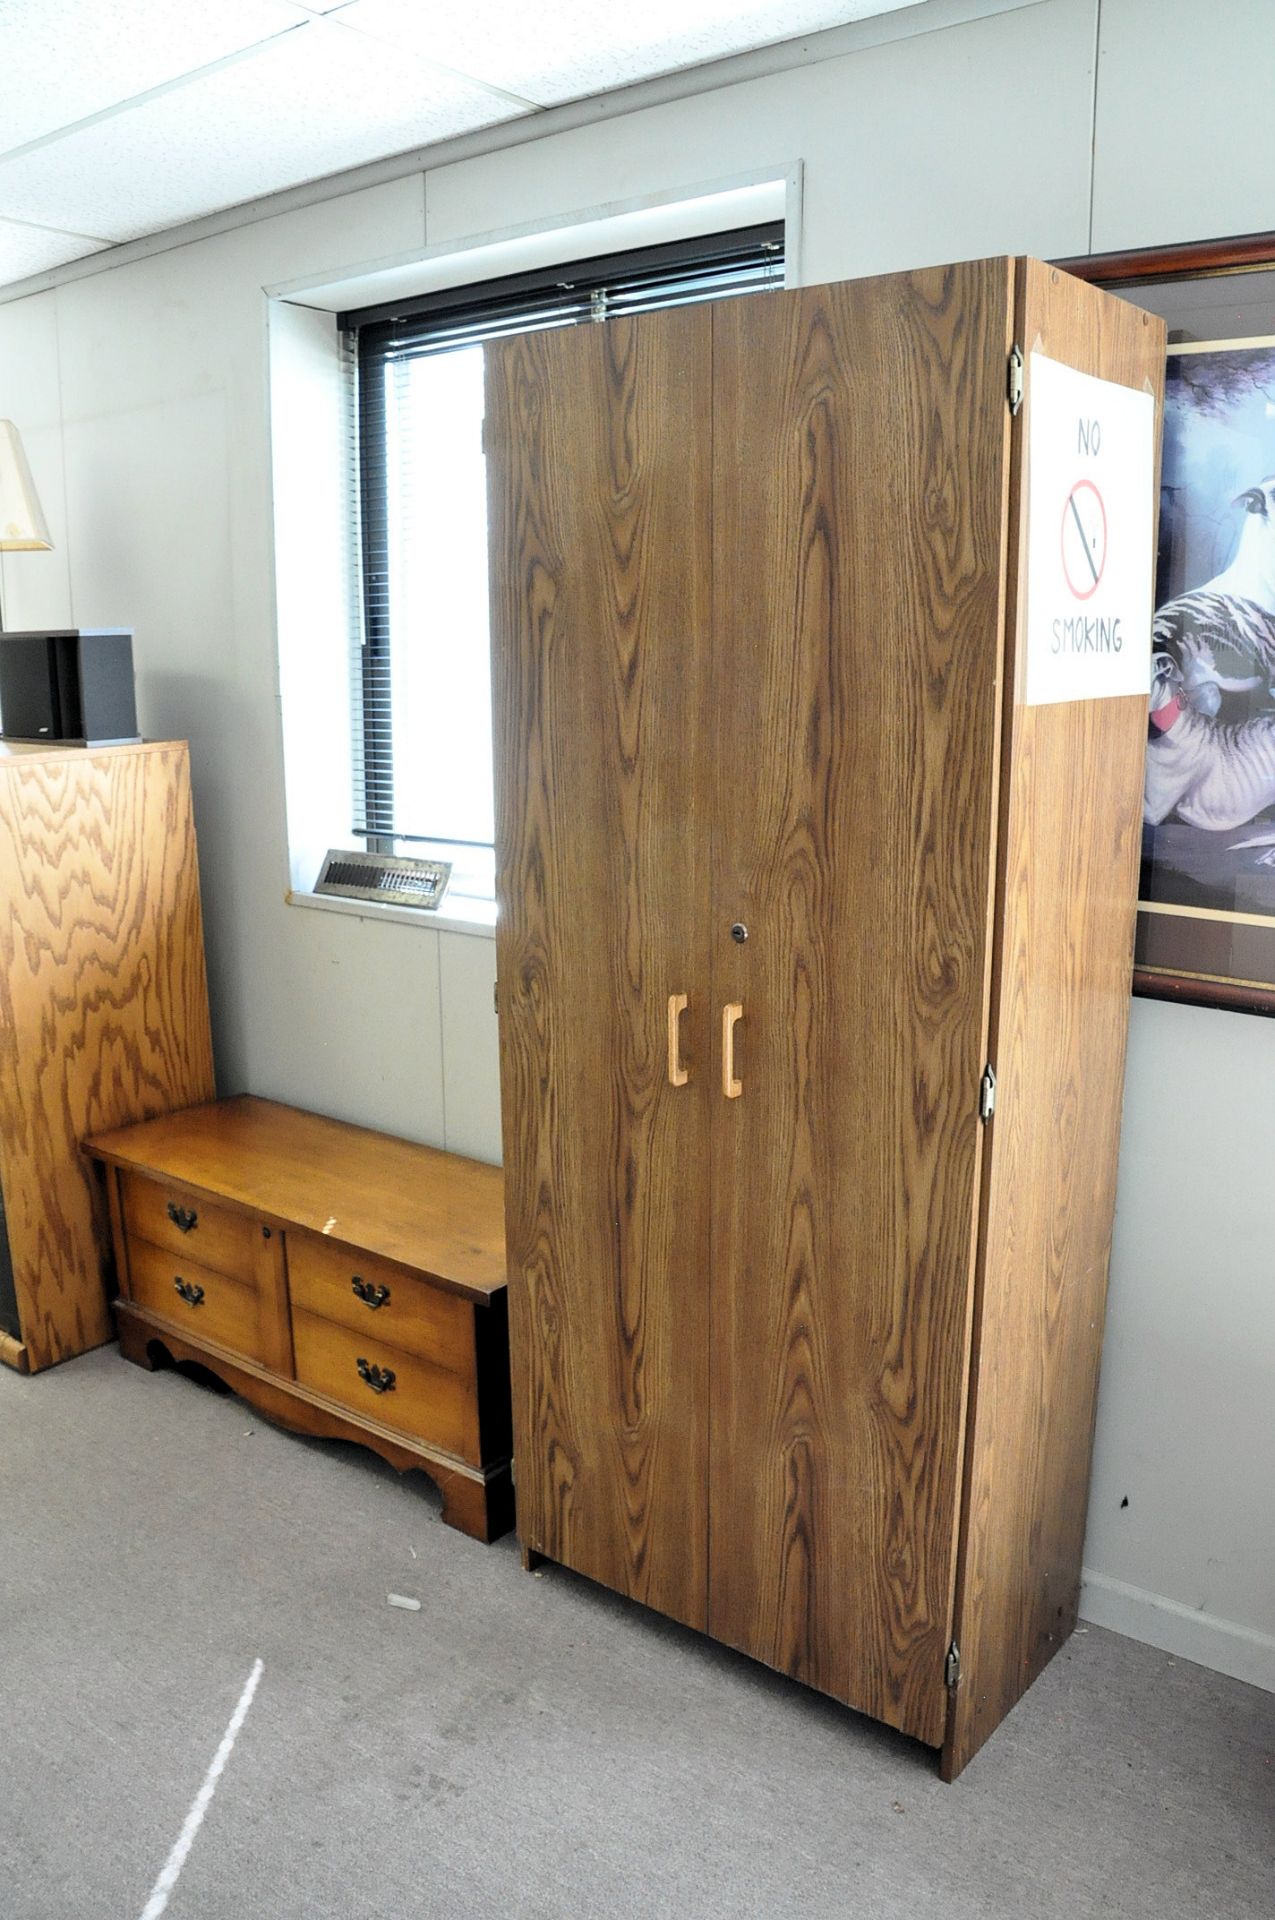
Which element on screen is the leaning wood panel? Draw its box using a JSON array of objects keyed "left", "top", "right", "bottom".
[
  {"left": 488, "top": 310, "right": 715, "bottom": 1630},
  {"left": 943, "top": 262, "right": 1166, "bottom": 1778},
  {"left": 708, "top": 264, "right": 1016, "bottom": 1745},
  {"left": 0, "top": 742, "right": 215, "bottom": 1371}
]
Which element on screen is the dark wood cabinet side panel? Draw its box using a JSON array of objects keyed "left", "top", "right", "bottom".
[
  {"left": 708, "top": 262, "right": 1015, "bottom": 1745},
  {"left": 944, "top": 262, "right": 1166, "bottom": 1779},
  {"left": 488, "top": 311, "right": 714, "bottom": 1630}
]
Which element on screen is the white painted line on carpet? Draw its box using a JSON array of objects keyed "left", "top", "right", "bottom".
[{"left": 136, "top": 1659, "right": 264, "bottom": 1920}]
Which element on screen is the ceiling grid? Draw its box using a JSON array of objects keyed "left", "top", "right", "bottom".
[{"left": 0, "top": 1, "right": 954, "bottom": 292}]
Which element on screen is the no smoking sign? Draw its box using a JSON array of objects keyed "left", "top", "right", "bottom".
[{"left": 1025, "top": 353, "right": 1155, "bottom": 706}]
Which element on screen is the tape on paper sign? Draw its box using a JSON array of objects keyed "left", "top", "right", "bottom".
[{"left": 1024, "top": 352, "right": 1156, "bottom": 706}]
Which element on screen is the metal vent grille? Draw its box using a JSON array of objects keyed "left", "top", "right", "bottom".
[{"left": 315, "top": 849, "right": 451, "bottom": 910}]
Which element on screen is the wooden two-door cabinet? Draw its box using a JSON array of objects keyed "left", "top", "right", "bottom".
[
  {"left": 487, "top": 257, "right": 1165, "bottom": 1777},
  {"left": 0, "top": 739, "right": 215, "bottom": 1375}
]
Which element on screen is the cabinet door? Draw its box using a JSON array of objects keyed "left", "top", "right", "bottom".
[
  {"left": 489, "top": 310, "right": 714, "bottom": 1629},
  {"left": 708, "top": 265, "right": 1014, "bottom": 1744}
]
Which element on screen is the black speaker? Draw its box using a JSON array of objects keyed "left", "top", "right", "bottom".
[{"left": 0, "top": 629, "right": 140, "bottom": 746}]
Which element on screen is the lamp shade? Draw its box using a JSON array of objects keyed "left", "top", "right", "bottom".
[{"left": 0, "top": 421, "right": 52, "bottom": 551}]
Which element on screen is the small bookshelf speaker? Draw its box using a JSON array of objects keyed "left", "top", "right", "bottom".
[{"left": 0, "top": 628, "right": 140, "bottom": 746}]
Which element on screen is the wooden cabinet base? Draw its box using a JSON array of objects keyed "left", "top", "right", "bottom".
[{"left": 116, "top": 1302, "right": 514, "bottom": 1543}]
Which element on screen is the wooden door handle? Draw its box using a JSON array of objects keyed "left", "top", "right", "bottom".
[
  {"left": 722, "top": 1003, "right": 743, "bottom": 1099},
  {"left": 667, "top": 993, "right": 689, "bottom": 1086}
]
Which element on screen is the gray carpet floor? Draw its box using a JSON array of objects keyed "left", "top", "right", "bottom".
[{"left": 0, "top": 1349, "right": 1270, "bottom": 1920}]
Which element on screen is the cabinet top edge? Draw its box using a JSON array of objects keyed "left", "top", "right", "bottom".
[{"left": 0, "top": 738, "right": 189, "bottom": 765}]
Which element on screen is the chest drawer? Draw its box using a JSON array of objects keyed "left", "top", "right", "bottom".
[
  {"left": 123, "top": 1172, "right": 256, "bottom": 1277},
  {"left": 291, "top": 1308, "right": 480, "bottom": 1464},
  {"left": 127, "top": 1237, "right": 262, "bottom": 1361},
  {"left": 286, "top": 1231, "right": 473, "bottom": 1368}
]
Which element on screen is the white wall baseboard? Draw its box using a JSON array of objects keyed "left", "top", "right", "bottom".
[{"left": 1080, "top": 1570, "right": 1275, "bottom": 1694}]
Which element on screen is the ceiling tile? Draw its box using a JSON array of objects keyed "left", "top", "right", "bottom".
[
  {"left": 0, "top": 26, "right": 528, "bottom": 243},
  {"left": 334, "top": 0, "right": 927, "bottom": 105},
  {"left": 0, "top": 0, "right": 310, "bottom": 153},
  {"left": 0, "top": 218, "right": 107, "bottom": 282}
]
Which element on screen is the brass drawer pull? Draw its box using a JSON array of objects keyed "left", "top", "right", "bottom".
[
  {"left": 351, "top": 1275, "right": 391, "bottom": 1310},
  {"left": 357, "top": 1357, "right": 396, "bottom": 1395},
  {"left": 173, "top": 1276, "right": 205, "bottom": 1307},
  {"left": 167, "top": 1202, "right": 198, "bottom": 1233}
]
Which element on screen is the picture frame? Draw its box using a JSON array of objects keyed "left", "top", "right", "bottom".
[{"left": 1066, "top": 230, "right": 1275, "bottom": 1015}]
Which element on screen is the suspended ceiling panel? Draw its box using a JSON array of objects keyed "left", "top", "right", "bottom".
[
  {"left": 0, "top": 0, "right": 310, "bottom": 150},
  {"left": 0, "top": 217, "right": 108, "bottom": 282},
  {"left": 0, "top": 25, "right": 527, "bottom": 242},
  {"left": 0, "top": 0, "right": 936, "bottom": 291},
  {"left": 336, "top": 0, "right": 926, "bottom": 106}
]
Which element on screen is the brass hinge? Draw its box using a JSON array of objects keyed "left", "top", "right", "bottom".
[
  {"left": 1008, "top": 344, "right": 1024, "bottom": 416},
  {"left": 945, "top": 1641, "right": 961, "bottom": 1690},
  {"left": 979, "top": 1064, "right": 997, "bottom": 1123}
]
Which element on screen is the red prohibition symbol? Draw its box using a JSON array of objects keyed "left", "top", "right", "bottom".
[{"left": 1061, "top": 477, "right": 1107, "bottom": 600}]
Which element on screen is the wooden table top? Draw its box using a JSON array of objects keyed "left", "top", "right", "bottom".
[{"left": 86, "top": 1095, "right": 507, "bottom": 1302}]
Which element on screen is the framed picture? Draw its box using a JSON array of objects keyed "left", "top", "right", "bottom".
[{"left": 1068, "top": 231, "right": 1275, "bottom": 1013}]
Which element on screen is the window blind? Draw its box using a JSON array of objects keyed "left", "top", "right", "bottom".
[{"left": 341, "top": 223, "right": 784, "bottom": 882}]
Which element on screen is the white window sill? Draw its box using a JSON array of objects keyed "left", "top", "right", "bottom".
[{"left": 287, "top": 889, "right": 496, "bottom": 939}]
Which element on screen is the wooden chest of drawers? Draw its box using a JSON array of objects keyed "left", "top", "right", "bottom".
[{"left": 85, "top": 1096, "right": 511, "bottom": 1541}]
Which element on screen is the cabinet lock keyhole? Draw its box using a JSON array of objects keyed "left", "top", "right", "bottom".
[{"left": 730, "top": 923, "right": 748, "bottom": 944}]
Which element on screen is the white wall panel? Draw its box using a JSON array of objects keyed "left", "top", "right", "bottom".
[
  {"left": 1084, "top": 997, "right": 1275, "bottom": 1687},
  {"left": 438, "top": 931, "right": 501, "bottom": 1164},
  {"left": 1093, "top": 0, "right": 1275, "bottom": 254},
  {"left": 0, "top": 287, "right": 72, "bottom": 630},
  {"left": 48, "top": 176, "right": 429, "bottom": 1126}
]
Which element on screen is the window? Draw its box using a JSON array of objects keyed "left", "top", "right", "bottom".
[{"left": 340, "top": 223, "right": 784, "bottom": 910}]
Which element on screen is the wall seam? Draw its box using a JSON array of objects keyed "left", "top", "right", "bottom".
[
  {"left": 434, "top": 930, "right": 450, "bottom": 1149},
  {"left": 52, "top": 291, "right": 74, "bottom": 626}
]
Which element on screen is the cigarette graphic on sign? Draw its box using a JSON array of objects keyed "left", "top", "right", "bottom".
[{"left": 1061, "top": 478, "right": 1107, "bottom": 600}]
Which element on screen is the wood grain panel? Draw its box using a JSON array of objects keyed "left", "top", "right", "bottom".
[
  {"left": 291, "top": 1308, "right": 480, "bottom": 1464},
  {"left": 708, "top": 265, "right": 1016, "bottom": 1745},
  {"left": 89, "top": 1096, "right": 504, "bottom": 1302},
  {"left": 287, "top": 1227, "right": 474, "bottom": 1369},
  {"left": 0, "top": 742, "right": 215, "bottom": 1371},
  {"left": 123, "top": 1172, "right": 255, "bottom": 1276},
  {"left": 127, "top": 1237, "right": 262, "bottom": 1359},
  {"left": 488, "top": 309, "right": 714, "bottom": 1629},
  {"left": 942, "top": 262, "right": 1166, "bottom": 1779}
]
